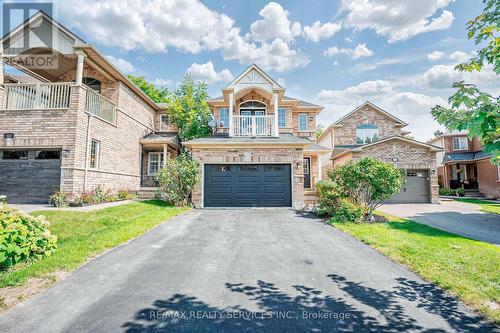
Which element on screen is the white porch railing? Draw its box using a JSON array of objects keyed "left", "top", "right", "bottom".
[
  {"left": 4, "top": 83, "right": 72, "bottom": 109},
  {"left": 85, "top": 87, "right": 117, "bottom": 124},
  {"left": 232, "top": 115, "right": 275, "bottom": 137}
]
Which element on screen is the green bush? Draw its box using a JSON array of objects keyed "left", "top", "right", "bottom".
[
  {"left": 330, "top": 198, "right": 364, "bottom": 224},
  {"left": 156, "top": 154, "right": 200, "bottom": 206},
  {"left": 439, "top": 187, "right": 457, "bottom": 196},
  {"left": 457, "top": 187, "right": 465, "bottom": 196},
  {"left": 316, "top": 179, "right": 341, "bottom": 216},
  {"left": 117, "top": 189, "right": 136, "bottom": 200},
  {"left": 91, "top": 185, "right": 106, "bottom": 203},
  {"left": 49, "top": 188, "right": 69, "bottom": 207},
  {"left": 0, "top": 204, "right": 57, "bottom": 268}
]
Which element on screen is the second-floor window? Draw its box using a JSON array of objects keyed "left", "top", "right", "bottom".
[
  {"left": 219, "top": 108, "right": 229, "bottom": 127},
  {"left": 453, "top": 137, "right": 468, "bottom": 150},
  {"left": 278, "top": 108, "right": 287, "bottom": 127},
  {"left": 299, "top": 113, "right": 308, "bottom": 131},
  {"left": 356, "top": 124, "right": 379, "bottom": 144},
  {"left": 89, "top": 139, "right": 100, "bottom": 169},
  {"left": 160, "top": 114, "right": 170, "bottom": 131}
]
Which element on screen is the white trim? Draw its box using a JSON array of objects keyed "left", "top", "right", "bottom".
[
  {"left": 147, "top": 152, "right": 164, "bottom": 176},
  {"left": 452, "top": 137, "right": 468, "bottom": 150},
  {"left": 225, "top": 64, "right": 284, "bottom": 90}
]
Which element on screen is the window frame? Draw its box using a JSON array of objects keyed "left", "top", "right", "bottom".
[
  {"left": 159, "top": 114, "right": 170, "bottom": 131},
  {"left": 278, "top": 107, "right": 287, "bottom": 128},
  {"left": 219, "top": 108, "right": 229, "bottom": 128},
  {"left": 356, "top": 124, "right": 379, "bottom": 144},
  {"left": 452, "top": 137, "right": 468, "bottom": 150},
  {"left": 148, "top": 152, "right": 164, "bottom": 176},
  {"left": 299, "top": 113, "right": 308, "bottom": 131},
  {"left": 89, "top": 139, "right": 100, "bottom": 169},
  {"left": 497, "top": 165, "right": 500, "bottom": 181},
  {"left": 302, "top": 157, "right": 311, "bottom": 189}
]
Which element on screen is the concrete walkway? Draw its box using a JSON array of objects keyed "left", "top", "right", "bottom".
[
  {"left": 379, "top": 200, "right": 500, "bottom": 245},
  {"left": 0, "top": 209, "right": 494, "bottom": 332}
]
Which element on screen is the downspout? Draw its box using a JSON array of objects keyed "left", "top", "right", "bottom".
[{"left": 83, "top": 114, "right": 92, "bottom": 191}]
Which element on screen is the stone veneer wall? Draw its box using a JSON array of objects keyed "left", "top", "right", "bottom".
[
  {"left": 189, "top": 147, "right": 305, "bottom": 208},
  {"left": 351, "top": 141, "right": 439, "bottom": 203},
  {"left": 334, "top": 104, "right": 402, "bottom": 146}
]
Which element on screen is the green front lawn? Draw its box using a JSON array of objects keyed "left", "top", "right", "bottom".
[
  {"left": 331, "top": 214, "right": 500, "bottom": 323},
  {"left": 0, "top": 200, "right": 189, "bottom": 289},
  {"left": 454, "top": 198, "right": 500, "bottom": 214}
]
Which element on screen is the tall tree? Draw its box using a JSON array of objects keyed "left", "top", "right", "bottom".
[
  {"left": 431, "top": 0, "right": 499, "bottom": 164},
  {"left": 168, "top": 74, "right": 212, "bottom": 142},
  {"left": 128, "top": 75, "right": 169, "bottom": 103}
]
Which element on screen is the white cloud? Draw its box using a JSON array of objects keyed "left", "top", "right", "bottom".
[
  {"left": 324, "top": 43, "right": 374, "bottom": 59},
  {"left": 222, "top": 37, "right": 310, "bottom": 73},
  {"left": 105, "top": 55, "right": 134, "bottom": 73},
  {"left": 303, "top": 21, "right": 342, "bottom": 42},
  {"left": 60, "top": 0, "right": 308, "bottom": 73},
  {"left": 448, "top": 51, "right": 469, "bottom": 63},
  {"left": 351, "top": 57, "right": 408, "bottom": 73},
  {"left": 427, "top": 51, "right": 445, "bottom": 61},
  {"left": 186, "top": 61, "right": 233, "bottom": 84},
  {"left": 315, "top": 79, "right": 447, "bottom": 140},
  {"left": 153, "top": 78, "right": 172, "bottom": 86},
  {"left": 250, "top": 2, "right": 301, "bottom": 42},
  {"left": 342, "top": 0, "right": 454, "bottom": 43},
  {"left": 421, "top": 63, "right": 498, "bottom": 90}
]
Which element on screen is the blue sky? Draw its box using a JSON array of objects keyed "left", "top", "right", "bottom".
[{"left": 7, "top": 0, "right": 498, "bottom": 140}]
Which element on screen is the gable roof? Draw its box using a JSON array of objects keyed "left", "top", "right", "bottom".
[
  {"left": 318, "top": 101, "right": 408, "bottom": 142},
  {"left": 331, "top": 135, "right": 443, "bottom": 160},
  {"left": 225, "top": 63, "right": 284, "bottom": 90}
]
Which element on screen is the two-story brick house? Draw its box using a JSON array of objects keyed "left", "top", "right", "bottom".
[
  {"left": 183, "top": 64, "right": 330, "bottom": 208},
  {"left": 318, "top": 102, "right": 443, "bottom": 203},
  {"left": 429, "top": 131, "right": 499, "bottom": 199},
  {"left": 0, "top": 12, "right": 179, "bottom": 203}
]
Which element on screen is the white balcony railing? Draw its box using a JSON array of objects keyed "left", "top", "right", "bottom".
[
  {"left": 4, "top": 83, "right": 71, "bottom": 110},
  {"left": 232, "top": 115, "right": 275, "bottom": 137},
  {"left": 85, "top": 87, "right": 117, "bottom": 124}
]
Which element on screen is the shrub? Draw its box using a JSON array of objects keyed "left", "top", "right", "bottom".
[
  {"left": 329, "top": 198, "right": 364, "bottom": 224},
  {"left": 91, "top": 185, "right": 106, "bottom": 203},
  {"left": 49, "top": 188, "right": 69, "bottom": 207},
  {"left": 0, "top": 204, "right": 57, "bottom": 268},
  {"left": 439, "top": 187, "right": 457, "bottom": 196},
  {"left": 316, "top": 179, "right": 341, "bottom": 217},
  {"left": 457, "top": 187, "right": 465, "bottom": 196},
  {"left": 117, "top": 189, "right": 136, "bottom": 200},
  {"left": 103, "top": 190, "right": 117, "bottom": 203},
  {"left": 328, "top": 158, "right": 404, "bottom": 222},
  {"left": 156, "top": 154, "right": 200, "bottom": 206},
  {"left": 0, "top": 195, "right": 6, "bottom": 204}
]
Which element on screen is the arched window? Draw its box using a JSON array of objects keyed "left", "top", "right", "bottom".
[
  {"left": 83, "top": 77, "right": 101, "bottom": 93},
  {"left": 356, "top": 124, "right": 379, "bottom": 144},
  {"left": 239, "top": 100, "right": 266, "bottom": 115}
]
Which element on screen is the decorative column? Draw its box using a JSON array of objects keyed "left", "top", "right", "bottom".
[
  {"left": 273, "top": 92, "right": 279, "bottom": 137},
  {"left": 228, "top": 92, "right": 234, "bottom": 137},
  {"left": 0, "top": 44, "right": 4, "bottom": 85},
  {"left": 75, "top": 51, "right": 86, "bottom": 85},
  {"left": 163, "top": 144, "right": 168, "bottom": 166},
  {"left": 318, "top": 155, "right": 322, "bottom": 181}
]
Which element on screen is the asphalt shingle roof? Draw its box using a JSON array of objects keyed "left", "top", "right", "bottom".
[{"left": 443, "top": 151, "right": 493, "bottom": 163}]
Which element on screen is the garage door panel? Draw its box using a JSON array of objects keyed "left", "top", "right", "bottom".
[
  {"left": 386, "top": 169, "right": 430, "bottom": 204},
  {"left": 0, "top": 155, "right": 61, "bottom": 204},
  {"left": 204, "top": 164, "right": 291, "bottom": 207}
]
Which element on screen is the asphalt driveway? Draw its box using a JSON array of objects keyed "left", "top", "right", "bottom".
[
  {"left": 379, "top": 200, "right": 500, "bottom": 245},
  {"left": 0, "top": 209, "right": 494, "bottom": 332}
]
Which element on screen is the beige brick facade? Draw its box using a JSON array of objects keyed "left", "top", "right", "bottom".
[
  {"left": 189, "top": 146, "right": 305, "bottom": 208},
  {"left": 334, "top": 104, "right": 403, "bottom": 146}
]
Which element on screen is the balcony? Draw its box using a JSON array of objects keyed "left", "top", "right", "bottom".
[
  {"left": 2, "top": 82, "right": 117, "bottom": 124},
  {"left": 232, "top": 115, "right": 275, "bottom": 137}
]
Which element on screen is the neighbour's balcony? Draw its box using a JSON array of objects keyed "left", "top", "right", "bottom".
[
  {"left": 232, "top": 115, "right": 275, "bottom": 137},
  {"left": 2, "top": 82, "right": 117, "bottom": 124}
]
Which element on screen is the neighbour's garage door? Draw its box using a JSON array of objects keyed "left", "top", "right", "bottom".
[
  {"left": 0, "top": 150, "right": 61, "bottom": 204},
  {"left": 386, "top": 169, "right": 430, "bottom": 203},
  {"left": 204, "top": 164, "right": 292, "bottom": 207}
]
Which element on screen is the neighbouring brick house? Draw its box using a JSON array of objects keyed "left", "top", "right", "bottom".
[
  {"left": 428, "top": 131, "right": 499, "bottom": 199},
  {"left": 318, "top": 102, "right": 443, "bottom": 203},
  {"left": 183, "top": 64, "right": 330, "bottom": 208},
  {"left": 0, "top": 12, "right": 179, "bottom": 203}
]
